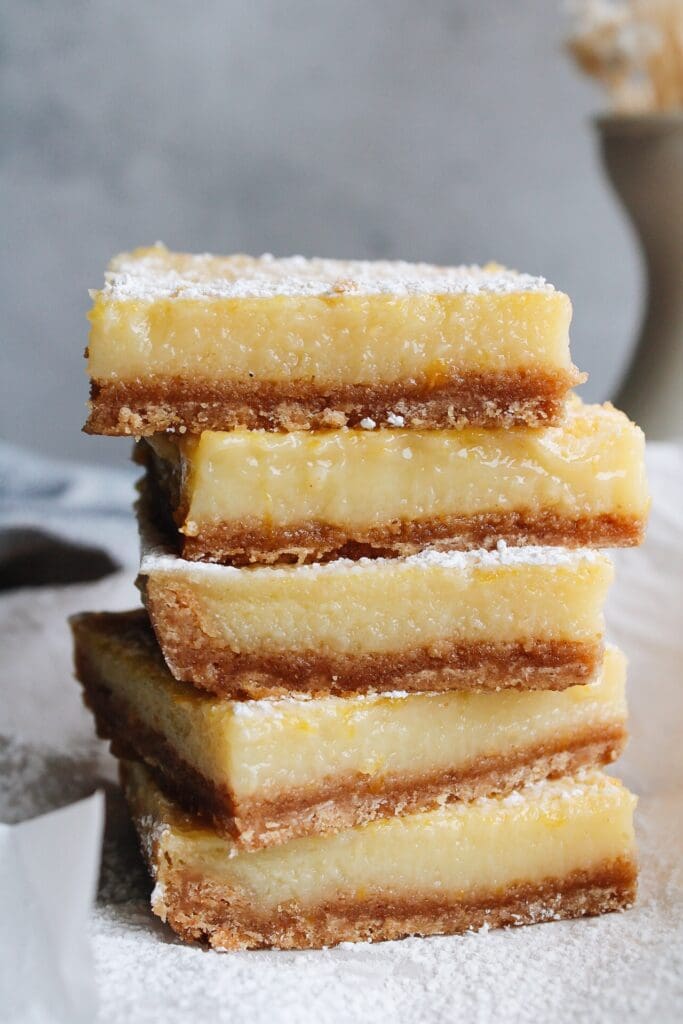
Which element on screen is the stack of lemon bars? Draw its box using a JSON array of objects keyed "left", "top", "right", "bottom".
[{"left": 72, "top": 245, "right": 650, "bottom": 951}]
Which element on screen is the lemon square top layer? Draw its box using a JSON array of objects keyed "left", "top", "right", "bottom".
[{"left": 85, "top": 245, "right": 580, "bottom": 434}]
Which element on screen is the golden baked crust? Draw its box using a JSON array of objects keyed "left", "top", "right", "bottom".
[
  {"left": 141, "top": 576, "right": 603, "bottom": 698},
  {"left": 77, "top": 639, "right": 625, "bottom": 850},
  {"left": 85, "top": 369, "right": 579, "bottom": 435}
]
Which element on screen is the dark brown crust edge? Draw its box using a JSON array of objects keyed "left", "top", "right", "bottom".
[
  {"left": 75, "top": 637, "right": 626, "bottom": 850},
  {"left": 141, "top": 575, "right": 603, "bottom": 698},
  {"left": 85, "top": 368, "right": 582, "bottom": 436}
]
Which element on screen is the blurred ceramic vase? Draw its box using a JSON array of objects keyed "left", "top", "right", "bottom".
[{"left": 597, "top": 114, "right": 683, "bottom": 439}]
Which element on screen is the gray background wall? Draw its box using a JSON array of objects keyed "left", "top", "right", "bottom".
[{"left": 1, "top": 0, "right": 641, "bottom": 468}]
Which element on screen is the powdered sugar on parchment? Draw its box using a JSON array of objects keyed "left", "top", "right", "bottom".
[{"left": 88, "top": 784, "right": 682, "bottom": 1024}]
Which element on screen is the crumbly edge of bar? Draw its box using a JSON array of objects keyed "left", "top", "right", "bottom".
[
  {"left": 173, "top": 510, "right": 645, "bottom": 566},
  {"left": 76, "top": 644, "right": 625, "bottom": 850},
  {"left": 141, "top": 577, "right": 603, "bottom": 697},
  {"left": 84, "top": 368, "right": 582, "bottom": 435},
  {"left": 133, "top": 834, "right": 638, "bottom": 951}
]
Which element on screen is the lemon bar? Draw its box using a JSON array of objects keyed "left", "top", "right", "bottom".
[
  {"left": 122, "top": 760, "right": 637, "bottom": 950},
  {"left": 138, "top": 507, "right": 613, "bottom": 697},
  {"left": 143, "top": 398, "right": 648, "bottom": 565},
  {"left": 85, "top": 245, "right": 581, "bottom": 435},
  {"left": 71, "top": 610, "right": 627, "bottom": 850}
]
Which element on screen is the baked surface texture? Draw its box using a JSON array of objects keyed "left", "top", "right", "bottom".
[
  {"left": 85, "top": 245, "right": 580, "bottom": 433},
  {"left": 72, "top": 610, "right": 627, "bottom": 849},
  {"left": 142, "top": 398, "right": 649, "bottom": 565},
  {"left": 122, "top": 761, "right": 638, "bottom": 950}
]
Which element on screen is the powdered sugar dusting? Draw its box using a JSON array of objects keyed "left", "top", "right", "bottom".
[
  {"left": 101, "top": 245, "right": 556, "bottom": 301},
  {"left": 140, "top": 534, "right": 607, "bottom": 582},
  {"left": 494, "top": 768, "right": 613, "bottom": 807},
  {"left": 226, "top": 665, "right": 610, "bottom": 718}
]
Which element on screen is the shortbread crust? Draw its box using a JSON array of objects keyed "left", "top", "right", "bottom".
[
  {"left": 87, "top": 372, "right": 578, "bottom": 434},
  {"left": 72, "top": 610, "right": 627, "bottom": 849},
  {"left": 143, "top": 398, "right": 648, "bottom": 564},
  {"left": 85, "top": 246, "right": 579, "bottom": 434},
  {"left": 138, "top": 512, "right": 613, "bottom": 697},
  {"left": 123, "top": 761, "right": 637, "bottom": 950},
  {"left": 143, "top": 861, "right": 637, "bottom": 951}
]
